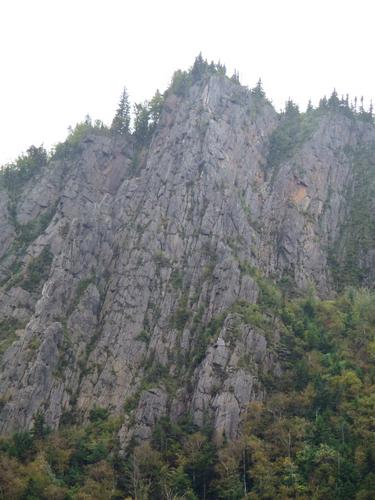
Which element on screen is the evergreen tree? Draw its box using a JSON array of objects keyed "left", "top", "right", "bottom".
[
  {"left": 252, "top": 78, "right": 265, "bottom": 98},
  {"left": 209, "top": 60, "right": 216, "bottom": 73},
  {"left": 111, "top": 86, "right": 131, "bottom": 135},
  {"left": 215, "top": 60, "right": 226, "bottom": 75},
  {"left": 230, "top": 70, "right": 240, "bottom": 83},
  {"left": 360, "top": 95, "right": 365, "bottom": 113},
  {"left": 32, "top": 410, "right": 49, "bottom": 439},
  {"left": 319, "top": 96, "right": 328, "bottom": 109},
  {"left": 328, "top": 89, "right": 340, "bottom": 109},
  {"left": 84, "top": 114, "right": 92, "bottom": 127},
  {"left": 266, "top": 99, "right": 301, "bottom": 169},
  {"left": 133, "top": 102, "right": 151, "bottom": 145},
  {"left": 191, "top": 52, "right": 206, "bottom": 82},
  {"left": 285, "top": 98, "right": 299, "bottom": 115},
  {"left": 149, "top": 89, "right": 164, "bottom": 128}
]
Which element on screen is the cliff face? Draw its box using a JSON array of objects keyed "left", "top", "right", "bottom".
[{"left": 0, "top": 74, "right": 374, "bottom": 445}]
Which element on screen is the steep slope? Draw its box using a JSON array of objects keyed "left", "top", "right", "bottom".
[{"left": 0, "top": 72, "right": 374, "bottom": 452}]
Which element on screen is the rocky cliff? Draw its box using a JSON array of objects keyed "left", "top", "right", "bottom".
[{"left": 0, "top": 70, "right": 374, "bottom": 449}]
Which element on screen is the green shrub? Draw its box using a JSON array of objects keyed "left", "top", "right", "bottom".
[
  {"left": 89, "top": 406, "right": 109, "bottom": 423},
  {"left": 170, "top": 295, "right": 191, "bottom": 331},
  {"left": 0, "top": 145, "right": 47, "bottom": 193},
  {"left": 52, "top": 116, "right": 108, "bottom": 160},
  {"left": 17, "top": 246, "right": 53, "bottom": 292},
  {"left": 2, "top": 431, "right": 36, "bottom": 462},
  {"left": 135, "top": 330, "right": 151, "bottom": 344},
  {"left": 170, "top": 269, "right": 183, "bottom": 289}
]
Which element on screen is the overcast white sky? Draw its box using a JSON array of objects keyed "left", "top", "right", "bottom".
[{"left": 0, "top": 0, "right": 374, "bottom": 165}]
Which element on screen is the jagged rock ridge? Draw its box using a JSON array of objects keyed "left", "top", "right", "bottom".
[{"left": 0, "top": 72, "right": 374, "bottom": 447}]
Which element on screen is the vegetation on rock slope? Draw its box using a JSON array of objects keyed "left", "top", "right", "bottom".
[
  {"left": 1, "top": 286, "right": 375, "bottom": 499},
  {"left": 1, "top": 55, "right": 375, "bottom": 499}
]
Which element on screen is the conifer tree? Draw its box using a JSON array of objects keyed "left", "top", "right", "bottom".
[
  {"left": 285, "top": 98, "right": 299, "bottom": 115},
  {"left": 319, "top": 96, "right": 328, "bottom": 109},
  {"left": 360, "top": 96, "right": 364, "bottom": 113},
  {"left": 32, "top": 410, "right": 49, "bottom": 439},
  {"left": 133, "top": 102, "right": 150, "bottom": 145},
  {"left": 149, "top": 89, "right": 164, "bottom": 127},
  {"left": 328, "top": 89, "right": 340, "bottom": 109},
  {"left": 230, "top": 70, "right": 240, "bottom": 83},
  {"left": 215, "top": 60, "right": 226, "bottom": 75},
  {"left": 111, "top": 86, "right": 131, "bottom": 135},
  {"left": 191, "top": 53, "right": 207, "bottom": 82},
  {"left": 252, "top": 78, "right": 265, "bottom": 98}
]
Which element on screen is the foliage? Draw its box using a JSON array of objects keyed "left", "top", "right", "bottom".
[
  {"left": 169, "top": 69, "right": 193, "bottom": 96},
  {"left": 1, "top": 66, "right": 375, "bottom": 497},
  {"left": 227, "top": 287, "right": 375, "bottom": 499},
  {"left": 266, "top": 99, "right": 317, "bottom": 172},
  {"left": 149, "top": 89, "right": 164, "bottom": 127},
  {"left": 89, "top": 406, "right": 109, "bottom": 423},
  {"left": 32, "top": 412, "right": 50, "bottom": 440},
  {"left": 170, "top": 268, "right": 183, "bottom": 289},
  {"left": 0, "top": 145, "right": 47, "bottom": 193},
  {"left": 132, "top": 89, "right": 166, "bottom": 146},
  {"left": 10, "top": 246, "right": 54, "bottom": 293},
  {"left": 187, "top": 308, "right": 224, "bottom": 368},
  {"left": 168, "top": 53, "right": 227, "bottom": 96},
  {"left": 251, "top": 78, "right": 266, "bottom": 99},
  {"left": 170, "top": 294, "right": 191, "bottom": 331},
  {"left": 266, "top": 89, "right": 374, "bottom": 181},
  {"left": 70, "top": 276, "right": 95, "bottom": 313},
  {"left": 135, "top": 329, "right": 151, "bottom": 344},
  {"left": 133, "top": 102, "right": 151, "bottom": 145},
  {"left": 16, "top": 206, "right": 56, "bottom": 247},
  {"left": 111, "top": 86, "right": 131, "bottom": 135},
  {"left": 318, "top": 89, "right": 374, "bottom": 122},
  {"left": 0, "top": 205, "right": 56, "bottom": 294},
  {"left": 329, "top": 143, "right": 375, "bottom": 289},
  {"left": 0, "top": 317, "right": 25, "bottom": 357},
  {"left": 1, "top": 285, "right": 375, "bottom": 497},
  {"left": 52, "top": 115, "right": 108, "bottom": 160}
]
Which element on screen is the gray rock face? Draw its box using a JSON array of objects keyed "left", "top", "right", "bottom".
[
  {"left": 191, "top": 314, "right": 278, "bottom": 443},
  {"left": 0, "top": 74, "right": 374, "bottom": 444}
]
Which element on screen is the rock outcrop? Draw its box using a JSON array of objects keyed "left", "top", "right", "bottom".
[{"left": 0, "top": 72, "right": 374, "bottom": 446}]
